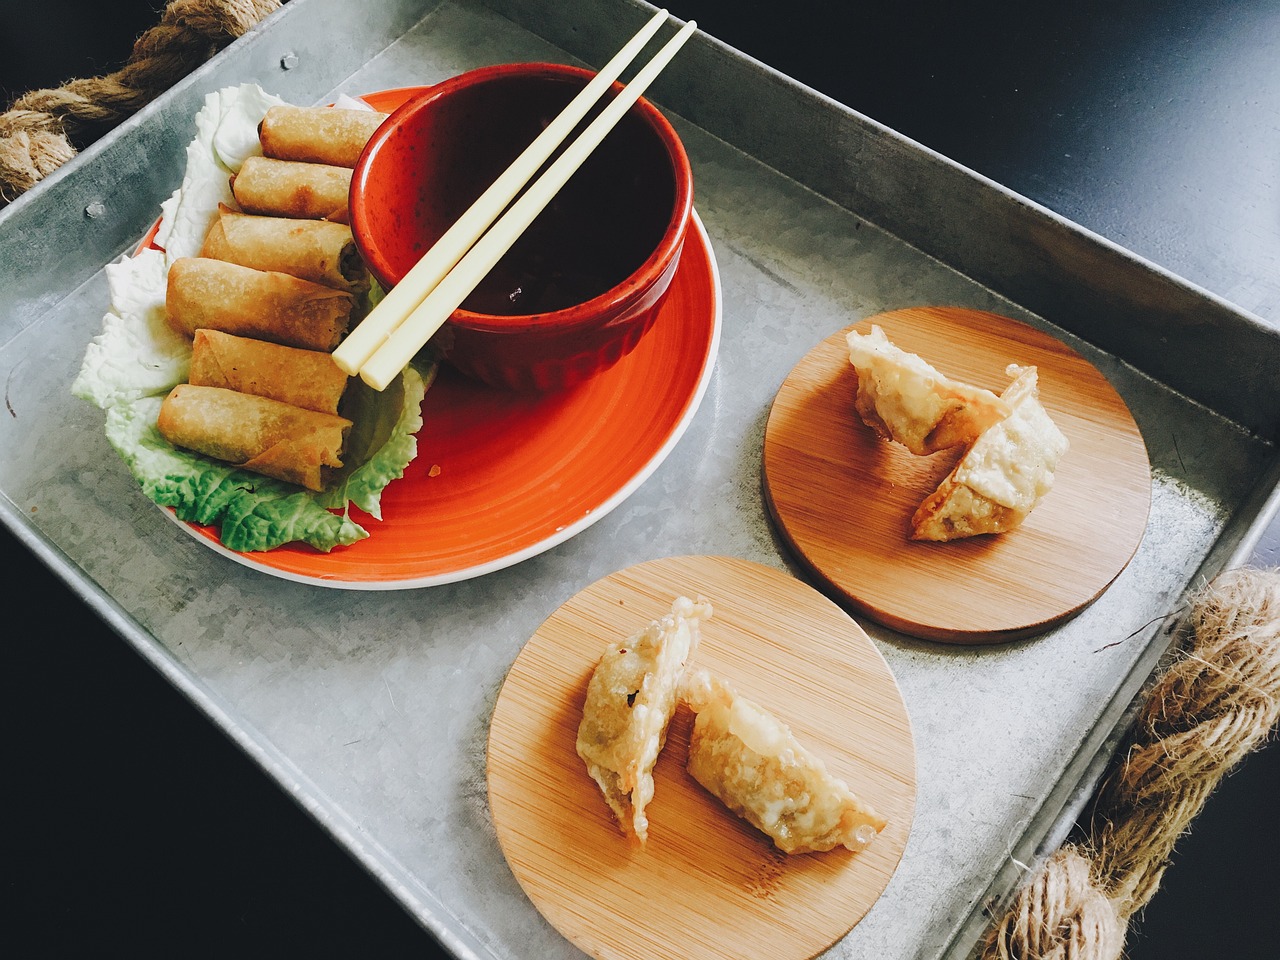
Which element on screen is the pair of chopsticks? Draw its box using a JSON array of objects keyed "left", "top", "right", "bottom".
[{"left": 334, "top": 9, "right": 698, "bottom": 390}]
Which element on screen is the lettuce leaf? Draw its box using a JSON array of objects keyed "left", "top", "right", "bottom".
[
  {"left": 155, "top": 83, "right": 287, "bottom": 265},
  {"left": 73, "top": 84, "right": 433, "bottom": 554},
  {"left": 95, "top": 364, "right": 432, "bottom": 553}
]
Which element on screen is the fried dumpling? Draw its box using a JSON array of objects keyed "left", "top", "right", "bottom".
[
  {"left": 576, "top": 596, "right": 713, "bottom": 845},
  {"left": 847, "top": 324, "right": 1010, "bottom": 455},
  {"left": 681, "top": 668, "right": 887, "bottom": 855},
  {"left": 912, "top": 364, "right": 1069, "bottom": 541}
]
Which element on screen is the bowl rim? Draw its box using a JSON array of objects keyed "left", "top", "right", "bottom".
[{"left": 349, "top": 61, "right": 694, "bottom": 334}]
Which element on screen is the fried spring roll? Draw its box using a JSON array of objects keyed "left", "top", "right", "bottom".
[
  {"left": 200, "top": 205, "right": 369, "bottom": 292},
  {"left": 230, "top": 156, "right": 352, "bottom": 223},
  {"left": 258, "top": 104, "right": 389, "bottom": 168},
  {"left": 157, "top": 384, "right": 352, "bottom": 491},
  {"left": 189, "top": 330, "right": 350, "bottom": 415},
  {"left": 166, "top": 257, "right": 353, "bottom": 352}
]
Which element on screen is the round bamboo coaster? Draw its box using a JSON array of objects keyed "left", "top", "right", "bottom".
[
  {"left": 763, "top": 306, "right": 1151, "bottom": 643},
  {"left": 487, "top": 555, "right": 916, "bottom": 960}
]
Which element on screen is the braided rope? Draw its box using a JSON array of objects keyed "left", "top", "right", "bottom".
[
  {"left": 0, "top": 0, "right": 280, "bottom": 203},
  {"left": 983, "top": 847, "right": 1125, "bottom": 960},
  {"left": 982, "top": 566, "right": 1280, "bottom": 959}
]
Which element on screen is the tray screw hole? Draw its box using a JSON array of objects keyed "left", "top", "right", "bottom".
[{"left": 280, "top": 52, "right": 300, "bottom": 71}]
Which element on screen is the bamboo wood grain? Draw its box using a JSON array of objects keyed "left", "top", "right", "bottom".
[
  {"left": 487, "top": 555, "right": 916, "bottom": 960},
  {"left": 763, "top": 306, "right": 1151, "bottom": 643}
]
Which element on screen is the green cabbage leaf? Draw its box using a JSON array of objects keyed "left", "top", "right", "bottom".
[{"left": 72, "top": 84, "right": 433, "bottom": 553}]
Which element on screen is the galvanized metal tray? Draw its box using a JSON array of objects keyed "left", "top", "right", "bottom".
[{"left": 2, "top": 1, "right": 1277, "bottom": 957}]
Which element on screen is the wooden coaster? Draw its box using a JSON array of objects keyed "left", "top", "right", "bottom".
[
  {"left": 487, "top": 555, "right": 916, "bottom": 960},
  {"left": 763, "top": 306, "right": 1151, "bottom": 643}
]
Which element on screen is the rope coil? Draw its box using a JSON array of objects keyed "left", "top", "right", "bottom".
[
  {"left": 982, "top": 566, "right": 1280, "bottom": 959},
  {"left": 0, "top": 0, "right": 280, "bottom": 202}
]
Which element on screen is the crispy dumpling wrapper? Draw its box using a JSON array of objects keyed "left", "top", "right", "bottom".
[
  {"left": 847, "top": 324, "right": 1010, "bottom": 455},
  {"left": 912, "top": 364, "right": 1069, "bottom": 541},
  {"left": 576, "top": 596, "right": 713, "bottom": 845},
  {"left": 166, "top": 256, "right": 353, "bottom": 352},
  {"left": 681, "top": 668, "right": 887, "bottom": 855}
]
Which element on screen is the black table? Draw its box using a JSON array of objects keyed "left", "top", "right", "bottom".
[{"left": 8, "top": 1, "right": 1278, "bottom": 956}]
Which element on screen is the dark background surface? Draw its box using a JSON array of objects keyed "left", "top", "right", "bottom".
[{"left": 5, "top": 1, "right": 1278, "bottom": 957}]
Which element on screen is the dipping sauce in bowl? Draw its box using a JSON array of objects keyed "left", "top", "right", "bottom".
[{"left": 351, "top": 62, "right": 694, "bottom": 392}]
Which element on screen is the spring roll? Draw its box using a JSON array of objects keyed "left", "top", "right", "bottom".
[
  {"left": 166, "top": 257, "right": 353, "bottom": 352},
  {"left": 189, "top": 330, "right": 350, "bottom": 415},
  {"left": 157, "top": 384, "right": 352, "bottom": 491},
  {"left": 200, "top": 205, "right": 369, "bottom": 292},
  {"left": 258, "top": 104, "right": 389, "bottom": 168},
  {"left": 230, "top": 156, "right": 352, "bottom": 223}
]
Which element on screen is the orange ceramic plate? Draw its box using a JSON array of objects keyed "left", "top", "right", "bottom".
[{"left": 160, "top": 88, "right": 722, "bottom": 588}]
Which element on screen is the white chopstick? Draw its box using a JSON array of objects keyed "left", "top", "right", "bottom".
[
  {"left": 355, "top": 17, "right": 698, "bottom": 390},
  {"left": 333, "top": 7, "right": 684, "bottom": 379}
]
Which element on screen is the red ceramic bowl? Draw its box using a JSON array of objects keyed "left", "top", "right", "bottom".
[{"left": 350, "top": 62, "right": 694, "bottom": 392}]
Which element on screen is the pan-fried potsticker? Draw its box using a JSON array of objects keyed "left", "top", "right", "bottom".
[
  {"left": 576, "top": 596, "right": 713, "bottom": 845},
  {"left": 681, "top": 668, "right": 886, "bottom": 855},
  {"left": 912, "top": 364, "right": 1069, "bottom": 541},
  {"left": 846, "top": 324, "right": 1009, "bottom": 455}
]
